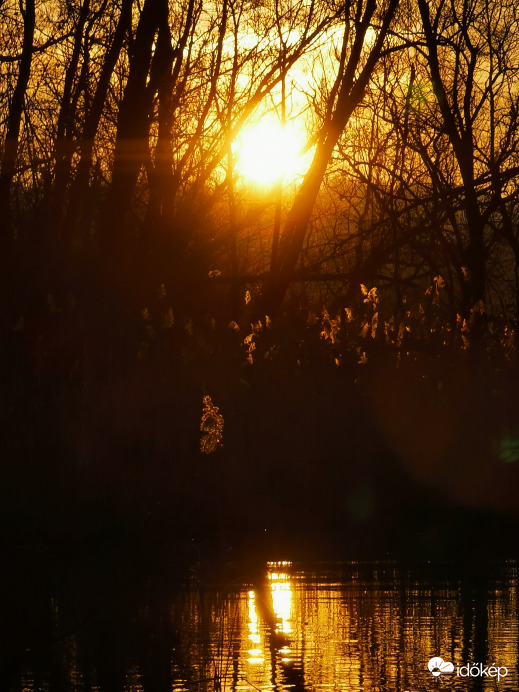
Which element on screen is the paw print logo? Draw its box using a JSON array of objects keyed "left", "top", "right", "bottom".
[{"left": 428, "top": 657, "right": 454, "bottom": 677}]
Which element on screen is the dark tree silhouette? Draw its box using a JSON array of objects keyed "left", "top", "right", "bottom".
[
  {"left": 259, "top": 0, "right": 400, "bottom": 319},
  {"left": 0, "top": 0, "right": 35, "bottom": 239}
]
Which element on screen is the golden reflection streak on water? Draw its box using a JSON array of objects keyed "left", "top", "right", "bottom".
[
  {"left": 300, "top": 578, "right": 363, "bottom": 690},
  {"left": 247, "top": 590, "right": 264, "bottom": 664},
  {"left": 269, "top": 571, "right": 293, "bottom": 635}
]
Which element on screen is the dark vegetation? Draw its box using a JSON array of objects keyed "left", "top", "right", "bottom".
[{"left": 1, "top": 0, "right": 519, "bottom": 564}]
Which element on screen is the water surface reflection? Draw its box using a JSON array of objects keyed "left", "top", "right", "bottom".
[{"left": 6, "top": 560, "right": 518, "bottom": 691}]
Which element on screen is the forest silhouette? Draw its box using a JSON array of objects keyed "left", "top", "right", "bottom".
[{"left": 1, "top": 0, "right": 519, "bottom": 561}]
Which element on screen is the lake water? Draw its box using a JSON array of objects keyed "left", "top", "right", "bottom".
[{"left": 4, "top": 558, "right": 518, "bottom": 691}]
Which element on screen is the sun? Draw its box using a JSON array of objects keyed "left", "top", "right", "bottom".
[{"left": 234, "top": 114, "right": 310, "bottom": 187}]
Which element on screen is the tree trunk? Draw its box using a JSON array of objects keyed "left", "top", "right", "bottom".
[
  {"left": 260, "top": 0, "right": 399, "bottom": 319},
  {"left": 50, "top": 0, "right": 91, "bottom": 227},
  {"left": 0, "top": 0, "right": 35, "bottom": 239},
  {"left": 417, "top": 0, "right": 487, "bottom": 316},
  {"left": 65, "top": 0, "right": 133, "bottom": 245},
  {"left": 102, "top": 0, "right": 170, "bottom": 276}
]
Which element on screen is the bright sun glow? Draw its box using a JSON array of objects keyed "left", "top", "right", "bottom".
[{"left": 234, "top": 114, "right": 310, "bottom": 186}]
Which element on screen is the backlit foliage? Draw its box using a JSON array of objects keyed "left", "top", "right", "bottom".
[{"left": 200, "top": 395, "right": 224, "bottom": 455}]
